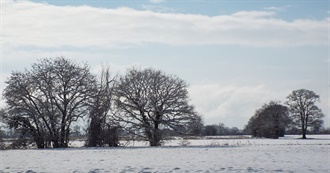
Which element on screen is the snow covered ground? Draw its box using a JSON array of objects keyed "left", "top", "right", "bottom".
[{"left": 1, "top": 135, "right": 329, "bottom": 173}]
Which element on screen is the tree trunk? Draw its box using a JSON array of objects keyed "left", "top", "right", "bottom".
[
  {"left": 87, "top": 118, "right": 102, "bottom": 147},
  {"left": 149, "top": 128, "right": 161, "bottom": 147},
  {"left": 299, "top": 114, "right": 307, "bottom": 139},
  {"left": 35, "top": 135, "right": 45, "bottom": 149},
  {"left": 301, "top": 124, "right": 307, "bottom": 139},
  {"left": 149, "top": 136, "right": 161, "bottom": 146},
  {"left": 52, "top": 140, "right": 59, "bottom": 148},
  {"left": 145, "top": 127, "right": 161, "bottom": 146},
  {"left": 107, "top": 126, "right": 119, "bottom": 147}
]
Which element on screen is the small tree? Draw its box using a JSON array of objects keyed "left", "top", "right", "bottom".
[
  {"left": 246, "top": 101, "right": 290, "bottom": 139},
  {"left": 285, "top": 89, "right": 325, "bottom": 139},
  {"left": 113, "top": 68, "right": 200, "bottom": 146}
]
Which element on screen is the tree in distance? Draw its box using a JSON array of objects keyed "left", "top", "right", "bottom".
[
  {"left": 285, "top": 89, "right": 324, "bottom": 139},
  {"left": 3, "top": 57, "right": 96, "bottom": 148},
  {"left": 245, "top": 101, "right": 291, "bottom": 139},
  {"left": 203, "top": 123, "right": 242, "bottom": 136},
  {"left": 113, "top": 67, "right": 202, "bottom": 146}
]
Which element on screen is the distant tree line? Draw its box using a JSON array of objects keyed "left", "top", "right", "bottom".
[{"left": 203, "top": 123, "right": 243, "bottom": 136}]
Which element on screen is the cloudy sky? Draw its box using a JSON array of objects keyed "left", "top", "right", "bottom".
[{"left": 1, "top": 0, "right": 329, "bottom": 128}]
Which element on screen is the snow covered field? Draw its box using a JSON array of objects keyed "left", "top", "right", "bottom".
[{"left": 1, "top": 135, "right": 329, "bottom": 173}]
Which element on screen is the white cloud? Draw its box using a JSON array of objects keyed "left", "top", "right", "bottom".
[
  {"left": 188, "top": 83, "right": 330, "bottom": 128},
  {"left": 141, "top": 5, "right": 176, "bottom": 13},
  {"left": 2, "top": 0, "right": 328, "bottom": 49},
  {"left": 90, "top": 62, "right": 143, "bottom": 78},
  {"left": 232, "top": 11, "right": 276, "bottom": 18},
  {"left": 149, "top": 0, "right": 164, "bottom": 3},
  {"left": 188, "top": 84, "right": 290, "bottom": 128},
  {"left": 263, "top": 6, "right": 290, "bottom": 12}
]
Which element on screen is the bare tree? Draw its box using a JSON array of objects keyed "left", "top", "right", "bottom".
[
  {"left": 3, "top": 57, "right": 96, "bottom": 148},
  {"left": 285, "top": 89, "right": 324, "bottom": 139},
  {"left": 86, "top": 66, "right": 117, "bottom": 147},
  {"left": 245, "top": 101, "right": 290, "bottom": 139},
  {"left": 113, "top": 68, "right": 200, "bottom": 146}
]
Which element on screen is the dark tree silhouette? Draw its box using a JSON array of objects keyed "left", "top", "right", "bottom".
[
  {"left": 245, "top": 101, "right": 291, "bottom": 139},
  {"left": 3, "top": 57, "right": 96, "bottom": 148},
  {"left": 285, "top": 89, "right": 324, "bottom": 139},
  {"left": 203, "top": 125, "right": 218, "bottom": 136},
  {"left": 113, "top": 68, "right": 201, "bottom": 146},
  {"left": 86, "top": 66, "right": 118, "bottom": 147}
]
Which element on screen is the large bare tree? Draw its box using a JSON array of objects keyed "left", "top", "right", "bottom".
[
  {"left": 3, "top": 57, "right": 96, "bottom": 148},
  {"left": 285, "top": 89, "right": 324, "bottom": 139},
  {"left": 113, "top": 68, "right": 201, "bottom": 146}
]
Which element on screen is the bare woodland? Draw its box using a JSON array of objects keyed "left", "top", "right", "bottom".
[{"left": 0, "top": 57, "right": 326, "bottom": 149}]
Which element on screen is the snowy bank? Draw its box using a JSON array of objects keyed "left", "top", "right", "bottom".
[{"left": 1, "top": 135, "right": 329, "bottom": 173}]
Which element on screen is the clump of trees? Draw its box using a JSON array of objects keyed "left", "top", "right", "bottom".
[
  {"left": 2, "top": 58, "right": 96, "bottom": 148},
  {"left": 1, "top": 57, "right": 203, "bottom": 148},
  {"left": 245, "top": 89, "right": 325, "bottom": 139}
]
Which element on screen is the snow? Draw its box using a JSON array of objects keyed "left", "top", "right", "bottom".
[{"left": 1, "top": 135, "right": 330, "bottom": 173}]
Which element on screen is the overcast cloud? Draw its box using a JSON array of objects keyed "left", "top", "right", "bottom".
[{"left": 3, "top": 1, "right": 328, "bottom": 48}]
